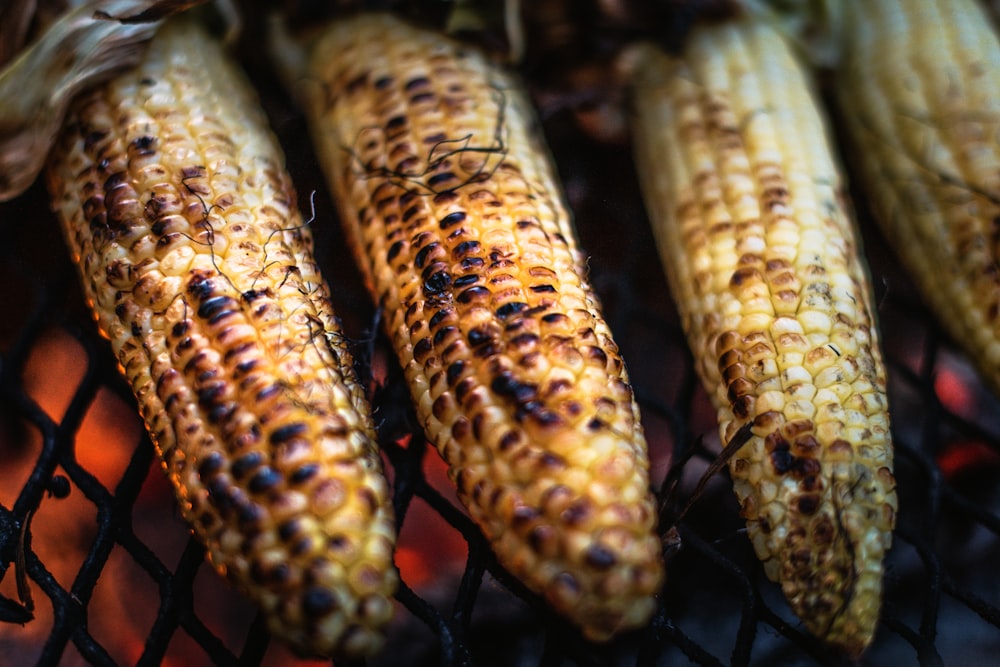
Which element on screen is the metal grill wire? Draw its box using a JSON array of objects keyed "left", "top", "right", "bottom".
[{"left": 2, "top": 9, "right": 1000, "bottom": 667}]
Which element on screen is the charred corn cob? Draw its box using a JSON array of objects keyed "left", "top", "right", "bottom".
[
  {"left": 45, "top": 19, "right": 397, "bottom": 657},
  {"left": 630, "top": 18, "right": 896, "bottom": 656},
  {"left": 830, "top": 0, "right": 1000, "bottom": 398},
  {"left": 272, "top": 12, "right": 663, "bottom": 640}
]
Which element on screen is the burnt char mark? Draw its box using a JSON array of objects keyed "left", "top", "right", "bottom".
[
  {"left": 414, "top": 242, "right": 440, "bottom": 269},
  {"left": 496, "top": 302, "right": 529, "bottom": 319},
  {"left": 423, "top": 270, "right": 452, "bottom": 296},
  {"left": 446, "top": 361, "right": 466, "bottom": 385},
  {"left": 491, "top": 372, "right": 538, "bottom": 403},
  {"left": 453, "top": 274, "right": 479, "bottom": 288},
  {"left": 439, "top": 211, "right": 466, "bottom": 229},
  {"left": 231, "top": 451, "right": 265, "bottom": 480},
  {"left": 302, "top": 587, "right": 338, "bottom": 616},
  {"left": 290, "top": 463, "right": 319, "bottom": 485},
  {"left": 197, "top": 451, "right": 225, "bottom": 479},
  {"left": 271, "top": 422, "right": 308, "bottom": 445}
]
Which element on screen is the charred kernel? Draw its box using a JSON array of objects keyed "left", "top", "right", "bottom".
[
  {"left": 457, "top": 286, "right": 490, "bottom": 304},
  {"left": 453, "top": 240, "right": 481, "bottom": 257},
  {"left": 496, "top": 302, "right": 529, "bottom": 319},
  {"left": 491, "top": 373, "right": 537, "bottom": 402},
  {"left": 439, "top": 211, "right": 466, "bottom": 229},
  {"left": 498, "top": 430, "right": 522, "bottom": 450},
  {"left": 386, "top": 115, "right": 406, "bottom": 129},
  {"left": 428, "top": 172, "right": 457, "bottom": 187},
  {"left": 231, "top": 451, "right": 265, "bottom": 480},
  {"left": 433, "top": 326, "right": 459, "bottom": 347},
  {"left": 467, "top": 327, "right": 492, "bottom": 347},
  {"left": 770, "top": 448, "right": 794, "bottom": 474},
  {"left": 278, "top": 519, "right": 300, "bottom": 541},
  {"left": 428, "top": 309, "right": 451, "bottom": 330},
  {"left": 197, "top": 451, "right": 225, "bottom": 479},
  {"left": 256, "top": 383, "right": 283, "bottom": 402},
  {"left": 446, "top": 360, "right": 466, "bottom": 385},
  {"left": 461, "top": 256, "right": 485, "bottom": 270},
  {"left": 197, "top": 295, "right": 233, "bottom": 320},
  {"left": 271, "top": 422, "right": 308, "bottom": 444},
  {"left": 796, "top": 494, "right": 821, "bottom": 515},
  {"left": 248, "top": 466, "right": 283, "bottom": 494},
  {"left": 414, "top": 337, "right": 433, "bottom": 361},
  {"left": 584, "top": 545, "right": 617, "bottom": 570},
  {"left": 414, "top": 242, "right": 440, "bottom": 268},
  {"left": 541, "top": 313, "right": 567, "bottom": 324},
  {"left": 302, "top": 587, "right": 338, "bottom": 616},
  {"left": 453, "top": 274, "right": 479, "bottom": 288},
  {"left": 455, "top": 377, "right": 475, "bottom": 402},
  {"left": 530, "top": 284, "right": 556, "bottom": 293},
  {"left": 423, "top": 271, "right": 452, "bottom": 295},
  {"left": 197, "top": 383, "right": 226, "bottom": 407},
  {"left": 289, "top": 463, "right": 320, "bottom": 485},
  {"left": 387, "top": 240, "right": 406, "bottom": 261},
  {"left": 402, "top": 204, "right": 420, "bottom": 222},
  {"left": 405, "top": 75, "right": 430, "bottom": 90},
  {"left": 238, "top": 502, "right": 265, "bottom": 526}
]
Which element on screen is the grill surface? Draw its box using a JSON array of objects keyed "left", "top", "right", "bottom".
[{"left": 2, "top": 3, "right": 1000, "bottom": 665}]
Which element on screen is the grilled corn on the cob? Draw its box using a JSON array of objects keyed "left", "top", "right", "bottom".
[
  {"left": 630, "top": 18, "right": 896, "bottom": 656},
  {"left": 46, "top": 19, "right": 397, "bottom": 657},
  {"left": 273, "top": 12, "right": 664, "bottom": 640},
  {"left": 830, "top": 0, "right": 1000, "bottom": 398}
]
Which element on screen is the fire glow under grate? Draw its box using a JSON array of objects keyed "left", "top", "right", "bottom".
[{"left": 2, "top": 4, "right": 1000, "bottom": 666}]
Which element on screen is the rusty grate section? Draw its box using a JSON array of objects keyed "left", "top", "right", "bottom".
[{"left": 2, "top": 5, "right": 1000, "bottom": 666}]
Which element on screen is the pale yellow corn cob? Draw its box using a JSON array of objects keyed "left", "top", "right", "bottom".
[
  {"left": 45, "top": 19, "right": 397, "bottom": 658},
  {"left": 272, "top": 12, "right": 664, "bottom": 640},
  {"left": 832, "top": 0, "right": 1000, "bottom": 398},
  {"left": 630, "top": 18, "right": 896, "bottom": 657}
]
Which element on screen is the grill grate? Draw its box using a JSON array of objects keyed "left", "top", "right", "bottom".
[{"left": 3, "top": 4, "right": 1000, "bottom": 665}]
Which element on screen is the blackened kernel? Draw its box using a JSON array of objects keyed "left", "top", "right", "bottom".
[
  {"left": 498, "top": 430, "right": 522, "bottom": 451},
  {"left": 531, "top": 409, "right": 563, "bottom": 427},
  {"left": 455, "top": 377, "right": 475, "bottom": 403},
  {"left": 541, "top": 313, "right": 567, "bottom": 324},
  {"left": 414, "top": 242, "right": 440, "bottom": 269},
  {"left": 231, "top": 451, "right": 264, "bottom": 480},
  {"left": 446, "top": 361, "right": 466, "bottom": 385},
  {"left": 197, "top": 451, "right": 225, "bottom": 479},
  {"left": 414, "top": 337, "right": 433, "bottom": 361},
  {"left": 257, "top": 383, "right": 282, "bottom": 402},
  {"left": 453, "top": 240, "right": 481, "bottom": 258},
  {"left": 587, "top": 418, "right": 605, "bottom": 431},
  {"left": 770, "top": 449, "right": 794, "bottom": 475},
  {"left": 423, "top": 271, "right": 452, "bottom": 295},
  {"left": 433, "top": 325, "right": 459, "bottom": 347},
  {"left": 402, "top": 204, "right": 420, "bottom": 222},
  {"left": 530, "top": 284, "right": 556, "bottom": 293},
  {"left": 410, "top": 92, "right": 435, "bottom": 104},
  {"left": 290, "top": 463, "right": 320, "bottom": 485},
  {"left": 491, "top": 373, "right": 537, "bottom": 402},
  {"left": 585, "top": 545, "right": 617, "bottom": 570},
  {"left": 457, "top": 286, "right": 490, "bottom": 304},
  {"left": 428, "top": 309, "right": 451, "bottom": 330},
  {"left": 271, "top": 422, "right": 308, "bottom": 444},
  {"left": 386, "top": 115, "right": 406, "bottom": 129},
  {"left": 797, "top": 494, "right": 821, "bottom": 515},
  {"left": 428, "top": 172, "right": 457, "bottom": 187},
  {"left": 208, "top": 403, "right": 235, "bottom": 425},
  {"left": 496, "top": 302, "right": 529, "bottom": 319},
  {"left": 453, "top": 274, "right": 479, "bottom": 288},
  {"left": 197, "top": 295, "right": 232, "bottom": 320},
  {"left": 302, "top": 587, "right": 338, "bottom": 616},
  {"left": 399, "top": 191, "right": 417, "bottom": 206},
  {"left": 238, "top": 502, "right": 265, "bottom": 526},
  {"left": 197, "top": 384, "right": 226, "bottom": 408},
  {"left": 278, "top": 519, "right": 300, "bottom": 541},
  {"left": 439, "top": 211, "right": 466, "bottom": 229},
  {"left": 405, "top": 76, "right": 430, "bottom": 90},
  {"left": 248, "top": 466, "right": 282, "bottom": 494},
  {"left": 461, "top": 257, "right": 485, "bottom": 270},
  {"left": 131, "top": 322, "right": 142, "bottom": 337},
  {"left": 467, "top": 327, "right": 492, "bottom": 347}
]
